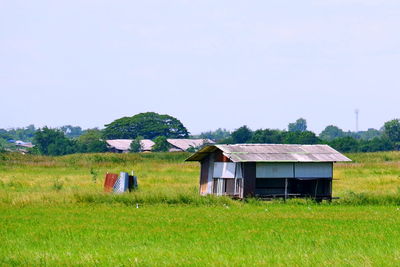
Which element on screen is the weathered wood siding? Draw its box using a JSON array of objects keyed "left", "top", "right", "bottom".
[
  {"left": 214, "top": 150, "right": 232, "bottom": 162},
  {"left": 199, "top": 155, "right": 210, "bottom": 195}
]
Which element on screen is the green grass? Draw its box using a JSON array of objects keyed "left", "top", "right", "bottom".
[
  {"left": 335, "top": 152, "right": 400, "bottom": 198},
  {"left": 1, "top": 151, "right": 400, "bottom": 266},
  {"left": 1, "top": 204, "right": 400, "bottom": 266}
]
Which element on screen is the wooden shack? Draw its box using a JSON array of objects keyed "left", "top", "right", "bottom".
[{"left": 185, "top": 144, "right": 351, "bottom": 200}]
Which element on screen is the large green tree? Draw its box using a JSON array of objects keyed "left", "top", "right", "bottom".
[
  {"left": 103, "top": 112, "right": 189, "bottom": 139},
  {"left": 319, "top": 125, "right": 345, "bottom": 141},
  {"left": 328, "top": 136, "right": 359, "bottom": 153},
  {"left": 250, "top": 129, "right": 283, "bottom": 144},
  {"left": 34, "top": 127, "right": 77, "bottom": 156},
  {"left": 152, "top": 136, "right": 170, "bottom": 152},
  {"left": 231, "top": 125, "right": 253, "bottom": 143},
  {"left": 383, "top": 119, "right": 400, "bottom": 146},
  {"left": 76, "top": 129, "right": 108, "bottom": 153},
  {"left": 283, "top": 131, "right": 320, "bottom": 144}
]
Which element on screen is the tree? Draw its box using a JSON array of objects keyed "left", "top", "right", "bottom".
[
  {"left": 60, "top": 125, "right": 83, "bottom": 138},
  {"left": 76, "top": 129, "right": 108, "bottom": 153},
  {"left": 0, "top": 129, "right": 12, "bottom": 141},
  {"left": 328, "top": 137, "right": 359, "bottom": 153},
  {"left": 358, "top": 137, "right": 394, "bottom": 152},
  {"left": 383, "top": 119, "right": 400, "bottom": 148},
  {"left": 152, "top": 136, "right": 170, "bottom": 152},
  {"left": 231, "top": 125, "right": 253, "bottom": 143},
  {"left": 250, "top": 129, "right": 283, "bottom": 144},
  {"left": 3, "top": 125, "right": 36, "bottom": 142},
  {"left": 198, "top": 128, "right": 231, "bottom": 141},
  {"left": 283, "top": 131, "right": 320, "bottom": 144},
  {"left": 34, "top": 127, "right": 77, "bottom": 156},
  {"left": 319, "top": 125, "right": 345, "bottom": 141},
  {"left": 129, "top": 136, "right": 143, "bottom": 153},
  {"left": 357, "top": 128, "right": 382, "bottom": 140},
  {"left": 288, "top": 118, "right": 307, "bottom": 132},
  {"left": 103, "top": 112, "right": 189, "bottom": 139}
]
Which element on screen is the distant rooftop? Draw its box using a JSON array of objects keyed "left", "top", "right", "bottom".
[
  {"left": 106, "top": 139, "right": 154, "bottom": 151},
  {"left": 106, "top": 138, "right": 214, "bottom": 152},
  {"left": 167, "top": 138, "right": 214, "bottom": 151}
]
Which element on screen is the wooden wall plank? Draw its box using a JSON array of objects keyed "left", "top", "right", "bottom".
[{"left": 199, "top": 155, "right": 210, "bottom": 195}]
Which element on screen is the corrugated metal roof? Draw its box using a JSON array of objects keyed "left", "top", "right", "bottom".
[
  {"left": 106, "top": 139, "right": 155, "bottom": 151},
  {"left": 141, "top": 139, "right": 155, "bottom": 151},
  {"left": 106, "top": 139, "right": 131, "bottom": 151},
  {"left": 185, "top": 144, "right": 351, "bottom": 162},
  {"left": 167, "top": 139, "right": 215, "bottom": 151}
]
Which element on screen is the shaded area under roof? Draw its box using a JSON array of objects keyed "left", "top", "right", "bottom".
[{"left": 185, "top": 144, "right": 351, "bottom": 163}]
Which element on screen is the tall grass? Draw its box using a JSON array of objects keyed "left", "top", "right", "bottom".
[
  {"left": 334, "top": 151, "right": 400, "bottom": 198},
  {"left": 0, "top": 151, "right": 400, "bottom": 206}
]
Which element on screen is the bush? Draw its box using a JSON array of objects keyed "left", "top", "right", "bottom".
[
  {"left": 52, "top": 178, "right": 64, "bottom": 191},
  {"left": 129, "top": 136, "right": 143, "bottom": 153},
  {"left": 34, "top": 127, "right": 77, "bottom": 156},
  {"left": 152, "top": 136, "right": 170, "bottom": 152}
]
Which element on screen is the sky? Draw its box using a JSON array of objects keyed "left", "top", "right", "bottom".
[{"left": 0, "top": 0, "right": 399, "bottom": 135}]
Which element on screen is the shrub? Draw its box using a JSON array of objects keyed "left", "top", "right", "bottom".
[{"left": 52, "top": 178, "right": 64, "bottom": 191}]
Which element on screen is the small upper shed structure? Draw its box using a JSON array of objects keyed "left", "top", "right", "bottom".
[{"left": 186, "top": 144, "right": 351, "bottom": 200}]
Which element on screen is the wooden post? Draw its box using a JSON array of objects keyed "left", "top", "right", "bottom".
[
  {"left": 284, "top": 178, "right": 288, "bottom": 201},
  {"left": 314, "top": 179, "right": 319, "bottom": 199}
]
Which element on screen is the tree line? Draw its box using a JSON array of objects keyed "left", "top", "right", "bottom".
[
  {"left": 0, "top": 112, "right": 189, "bottom": 155},
  {"left": 1, "top": 113, "right": 399, "bottom": 155},
  {"left": 198, "top": 118, "right": 400, "bottom": 153}
]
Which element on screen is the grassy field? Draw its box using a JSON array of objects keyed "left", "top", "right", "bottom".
[{"left": 1, "top": 152, "right": 400, "bottom": 266}]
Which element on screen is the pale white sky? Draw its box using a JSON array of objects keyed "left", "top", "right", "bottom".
[{"left": 0, "top": 0, "right": 399, "bottom": 134}]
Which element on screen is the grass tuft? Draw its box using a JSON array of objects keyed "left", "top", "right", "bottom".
[
  {"left": 337, "top": 191, "right": 400, "bottom": 205},
  {"left": 73, "top": 192, "right": 237, "bottom": 206}
]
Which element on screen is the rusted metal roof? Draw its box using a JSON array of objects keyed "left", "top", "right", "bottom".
[
  {"left": 167, "top": 139, "right": 215, "bottom": 151},
  {"left": 185, "top": 144, "right": 351, "bottom": 162}
]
